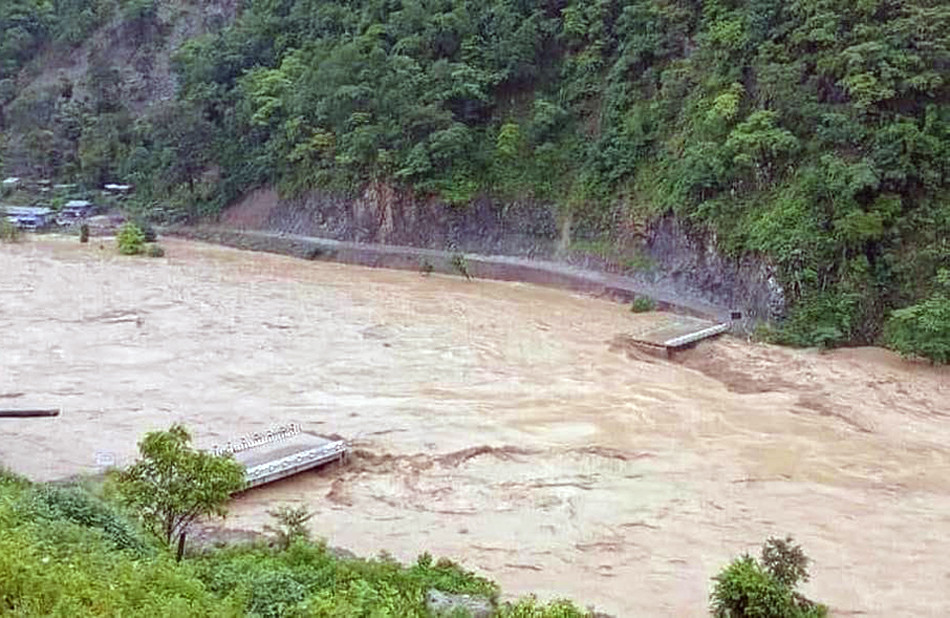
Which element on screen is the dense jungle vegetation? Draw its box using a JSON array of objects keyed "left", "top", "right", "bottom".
[{"left": 1, "top": 0, "right": 949, "bottom": 353}]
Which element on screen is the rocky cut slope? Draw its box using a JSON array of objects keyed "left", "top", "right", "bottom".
[{"left": 211, "top": 183, "right": 786, "bottom": 323}]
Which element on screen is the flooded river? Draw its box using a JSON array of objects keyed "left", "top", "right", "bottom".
[{"left": 2, "top": 237, "right": 949, "bottom": 615}]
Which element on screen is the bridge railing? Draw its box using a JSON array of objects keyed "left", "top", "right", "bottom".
[{"left": 211, "top": 422, "right": 302, "bottom": 456}]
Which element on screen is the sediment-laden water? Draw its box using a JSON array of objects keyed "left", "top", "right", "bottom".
[{"left": 2, "top": 237, "right": 948, "bottom": 615}]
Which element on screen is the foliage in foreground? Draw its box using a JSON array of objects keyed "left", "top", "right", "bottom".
[
  {"left": 0, "top": 472, "right": 237, "bottom": 616},
  {"left": 0, "top": 468, "right": 586, "bottom": 616},
  {"left": 18, "top": 483, "right": 149, "bottom": 554},
  {"left": 711, "top": 537, "right": 827, "bottom": 617},
  {"left": 192, "top": 543, "right": 496, "bottom": 617},
  {"left": 113, "top": 424, "right": 245, "bottom": 559},
  {"left": 263, "top": 504, "right": 314, "bottom": 551}
]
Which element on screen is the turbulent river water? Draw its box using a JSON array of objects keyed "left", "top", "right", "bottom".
[{"left": 2, "top": 237, "right": 949, "bottom": 616}]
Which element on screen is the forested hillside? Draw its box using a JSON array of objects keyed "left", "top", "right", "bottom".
[{"left": 2, "top": 0, "right": 949, "bottom": 352}]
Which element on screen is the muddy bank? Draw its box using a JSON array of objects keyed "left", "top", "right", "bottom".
[
  {"left": 3, "top": 237, "right": 949, "bottom": 616},
  {"left": 217, "top": 185, "right": 785, "bottom": 324}
]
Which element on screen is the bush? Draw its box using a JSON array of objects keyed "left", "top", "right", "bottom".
[
  {"left": 884, "top": 272, "right": 950, "bottom": 364},
  {"left": 497, "top": 596, "right": 588, "bottom": 617},
  {"left": 116, "top": 223, "right": 145, "bottom": 255},
  {"left": 114, "top": 424, "right": 245, "bottom": 560},
  {"left": 264, "top": 505, "right": 313, "bottom": 550},
  {"left": 630, "top": 296, "right": 657, "bottom": 313},
  {"left": 0, "top": 467, "right": 29, "bottom": 491},
  {"left": 0, "top": 218, "right": 20, "bottom": 243},
  {"left": 773, "top": 292, "right": 860, "bottom": 349},
  {"left": 132, "top": 219, "right": 158, "bottom": 243},
  {"left": 760, "top": 536, "right": 811, "bottom": 589},
  {"left": 0, "top": 517, "right": 234, "bottom": 616},
  {"left": 711, "top": 537, "right": 827, "bottom": 617},
  {"left": 18, "top": 485, "right": 149, "bottom": 554},
  {"left": 144, "top": 243, "right": 165, "bottom": 257},
  {"left": 451, "top": 253, "right": 471, "bottom": 280},
  {"left": 192, "top": 543, "right": 503, "bottom": 617},
  {"left": 712, "top": 556, "right": 799, "bottom": 617},
  {"left": 79, "top": 223, "right": 89, "bottom": 243}
]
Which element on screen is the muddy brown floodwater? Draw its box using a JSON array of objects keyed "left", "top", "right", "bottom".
[{"left": 2, "top": 237, "right": 949, "bottom": 616}]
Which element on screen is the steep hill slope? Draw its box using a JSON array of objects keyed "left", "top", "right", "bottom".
[{"left": 0, "top": 0, "right": 235, "bottom": 180}]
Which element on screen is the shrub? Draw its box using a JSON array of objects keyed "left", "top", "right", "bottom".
[
  {"left": 712, "top": 556, "right": 798, "bottom": 617},
  {"left": 884, "top": 272, "right": 950, "bottom": 364},
  {"left": 774, "top": 292, "right": 860, "bottom": 349},
  {"left": 79, "top": 223, "right": 89, "bottom": 243},
  {"left": 0, "top": 511, "right": 234, "bottom": 615},
  {"left": 0, "top": 218, "right": 20, "bottom": 243},
  {"left": 114, "top": 424, "right": 245, "bottom": 560},
  {"left": 451, "top": 253, "right": 471, "bottom": 280},
  {"left": 630, "top": 296, "right": 657, "bottom": 313},
  {"left": 0, "top": 467, "right": 29, "bottom": 491},
  {"left": 711, "top": 537, "right": 827, "bottom": 617},
  {"left": 243, "top": 569, "right": 309, "bottom": 617},
  {"left": 264, "top": 505, "right": 313, "bottom": 550},
  {"left": 497, "top": 595, "right": 588, "bottom": 617},
  {"left": 133, "top": 219, "right": 158, "bottom": 243},
  {"left": 18, "top": 485, "right": 149, "bottom": 554},
  {"left": 116, "top": 223, "right": 145, "bottom": 255},
  {"left": 144, "top": 243, "right": 165, "bottom": 257}
]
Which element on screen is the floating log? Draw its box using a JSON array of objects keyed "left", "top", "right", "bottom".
[{"left": 0, "top": 409, "right": 60, "bottom": 418}]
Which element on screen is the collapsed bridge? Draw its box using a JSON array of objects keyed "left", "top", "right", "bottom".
[{"left": 213, "top": 424, "right": 348, "bottom": 490}]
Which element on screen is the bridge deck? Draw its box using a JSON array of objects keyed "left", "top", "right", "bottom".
[
  {"left": 626, "top": 314, "right": 730, "bottom": 358},
  {"left": 234, "top": 433, "right": 347, "bottom": 490}
]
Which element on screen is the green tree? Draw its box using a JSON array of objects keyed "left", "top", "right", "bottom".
[{"left": 114, "top": 424, "right": 245, "bottom": 560}]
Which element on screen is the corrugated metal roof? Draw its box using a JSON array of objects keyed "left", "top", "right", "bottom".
[{"left": 2, "top": 206, "right": 52, "bottom": 215}]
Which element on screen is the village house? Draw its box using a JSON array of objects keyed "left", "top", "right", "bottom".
[
  {"left": 2, "top": 206, "right": 54, "bottom": 230},
  {"left": 57, "top": 199, "right": 95, "bottom": 225}
]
